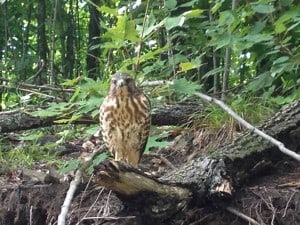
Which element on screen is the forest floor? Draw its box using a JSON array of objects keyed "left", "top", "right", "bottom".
[{"left": 0, "top": 127, "right": 299, "bottom": 225}]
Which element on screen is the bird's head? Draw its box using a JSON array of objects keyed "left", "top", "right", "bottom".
[{"left": 109, "top": 72, "right": 138, "bottom": 96}]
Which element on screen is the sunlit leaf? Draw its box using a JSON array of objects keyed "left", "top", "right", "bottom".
[
  {"left": 104, "top": 14, "right": 139, "bottom": 42},
  {"left": 59, "top": 159, "right": 80, "bottom": 174},
  {"left": 179, "top": 58, "right": 202, "bottom": 72},
  {"left": 55, "top": 115, "right": 80, "bottom": 123},
  {"left": 99, "top": 6, "right": 118, "bottom": 16},
  {"left": 183, "top": 9, "right": 204, "bottom": 18}
]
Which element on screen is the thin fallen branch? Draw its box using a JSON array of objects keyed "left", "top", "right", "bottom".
[
  {"left": 0, "top": 85, "right": 64, "bottom": 101},
  {"left": 57, "top": 146, "right": 106, "bottom": 225},
  {"left": 0, "top": 77, "right": 74, "bottom": 93},
  {"left": 194, "top": 92, "right": 300, "bottom": 162},
  {"left": 225, "top": 206, "right": 261, "bottom": 225},
  {"left": 57, "top": 169, "right": 82, "bottom": 225}
]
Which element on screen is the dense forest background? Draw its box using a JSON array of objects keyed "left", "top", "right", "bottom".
[{"left": 0, "top": 0, "right": 299, "bottom": 157}]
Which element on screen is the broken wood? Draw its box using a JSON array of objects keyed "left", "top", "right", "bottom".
[{"left": 0, "top": 102, "right": 203, "bottom": 133}]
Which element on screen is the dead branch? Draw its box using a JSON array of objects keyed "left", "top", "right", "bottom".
[
  {"left": 57, "top": 146, "right": 106, "bottom": 225},
  {"left": 0, "top": 77, "right": 74, "bottom": 93},
  {"left": 225, "top": 206, "right": 261, "bottom": 225},
  {"left": 194, "top": 92, "right": 300, "bottom": 161}
]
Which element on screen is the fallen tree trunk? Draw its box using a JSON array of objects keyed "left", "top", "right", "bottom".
[
  {"left": 2, "top": 101, "right": 300, "bottom": 225},
  {"left": 0, "top": 103, "right": 203, "bottom": 133},
  {"left": 90, "top": 100, "right": 300, "bottom": 223}
]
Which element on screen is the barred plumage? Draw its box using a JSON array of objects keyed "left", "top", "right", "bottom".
[{"left": 99, "top": 72, "right": 151, "bottom": 167}]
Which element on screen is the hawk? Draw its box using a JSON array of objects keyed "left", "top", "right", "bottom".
[{"left": 99, "top": 72, "right": 151, "bottom": 167}]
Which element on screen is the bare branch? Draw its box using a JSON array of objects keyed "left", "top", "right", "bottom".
[
  {"left": 194, "top": 92, "right": 300, "bottom": 161},
  {"left": 226, "top": 206, "right": 261, "bottom": 225},
  {"left": 57, "top": 146, "right": 106, "bottom": 225},
  {"left": 0, "top": 77, "right": 74, "bottom": 93}
]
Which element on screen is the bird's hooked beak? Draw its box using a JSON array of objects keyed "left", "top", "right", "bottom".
[{"left": 116, "top": 78, "right": 126, "bottom": 87}]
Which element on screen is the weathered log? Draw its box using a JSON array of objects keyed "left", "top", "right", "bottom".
[
  {"left": 92, "top": 100, "right": 300, "bottom": 222},
  {"left": 93, "top": 161, "right": 192, "bottom": 221},
  {"left": 0, "top": 103, "right": 203, "bottom": 133}
]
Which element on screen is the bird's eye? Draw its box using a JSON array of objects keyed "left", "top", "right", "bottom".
[
  {"left": 112, "top": 79, "right": 117, "bottom": 84},
  {"left": 125, "top": 78, "right": 132, "bottom": 83}
]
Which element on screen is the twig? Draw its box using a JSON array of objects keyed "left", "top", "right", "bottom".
[
  {"left": 282, "top": 190, "right": 296, "bottom": 217},
  {"left": 140, "top": 80, "right": 170, "bottom": 87},
  {"left": 57, "top": 169, "right": 82, "bottom": 225},
  {"left": 0, "top": 85, "right": 63, "bottom": 101},
  {"left": 57, "top": 146, "right": 106, "bottom": 225},
  {"left": 0, "top": 77, "right": 74, "bottom": 92},
  {"left": 194, "top": 92, "right": 300, "bottom": 162},
  {"left": 77, "top": 174, "right": 95, "bottom": 221},
  {"left": 102, "top": 190, "right": 112, "bottom": 216},
  {"left": 226, "top": 206, "right": 261, "bottom": 225},
  {"left": 76, "top": 186, "right": 106, "bottom": 225},
  {"left": 81, "top": 216, "right": 136, "bottom": 221}
]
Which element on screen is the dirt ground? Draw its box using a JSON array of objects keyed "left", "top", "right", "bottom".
[{"left": 0, "top": 129, "right": 299, "bottom": 225}]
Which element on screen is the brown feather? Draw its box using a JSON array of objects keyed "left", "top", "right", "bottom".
[{"left": 99, "top": 72, "right": 151, "bottom": 167}]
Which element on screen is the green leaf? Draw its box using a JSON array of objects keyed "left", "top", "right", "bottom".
[
  {"left": 249, "top": 21, "right": 266, "bottom": 35},
  {"left": 179, "top": 58, "right": 202, "bottom": 72},
  {"left": 55, "top": 115, "right": 81, "bottom": 124},
  {"left": 29, "top": 102, "right": 72, "bottom": 117},
  {"left": 219, "top": 11, "right": 235, "bottom": 27},
  {"left": 170, "top": 78, "right": 201, "bottom": 95},
  {"left": 211, "top": 1, "right": 225, "bottom": 14},
  {"left": 210, "top": 32, "right": 232, "bottom": 49},
  {"left": 273, "top": 7, "right": 300, "bottom": 34},
  {"left": 251, "top": 4, "right": 275, "bottom": 14},
  {"left": 164, "top": 0, "right": 177, "bottom": 9},
  {"left": 104, "top": 14, "right": 139, "bottom": 42},
  {"left": 20, "top": 132, "right": 44, "bottom": 142},
  {"left": 203, "top": 67, "right": 224, "bottom": 79},
  {"left": 179, "top": 62, "right": 198, "bottom": 72},
  {"left": 88, "top": 152, "right": 109, "bottom": 174},
  {"left": 99, "top": 6, "right": 118, "bottom": 16},
  {"left": 242, "top": 34, "right": 274, "bottom": 44},
  {"left": 59, "top": 159, "right": 80, "bottom": 174},
  {"left": 165, "top": 16, "right": 185, "bottom": 30},
  {"left": 247, "top": 73, "right": 273, "bottom": 91},
  {"left": 145, "top": 133, "right": 170, "bottom": 153},
  {"left": 183, "top": 9, "right": 204, "bottom": 18},
  {"left": 85, "top": 125, "right": 99, "bottom": 136},
  {"left": 138, "top": 13, "right": 157, "bottom": 38}
]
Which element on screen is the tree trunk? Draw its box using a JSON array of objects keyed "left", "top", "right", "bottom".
[
  {"left": 36, "top": 0, "right": 48, "bottom": 85},
  {"left": 86, "top": 0, "right": 101, "bottom": 79}
]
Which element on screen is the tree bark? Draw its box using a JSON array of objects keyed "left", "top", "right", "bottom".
[
  {"left": 36, "top": 0, "right": 48, "bottom": 85},
  {"left": 86, "top": 0, "right": 101, "bottom": 79},
  {"left": 91, "top": 100, "right": 300, "bottom": 222}
]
